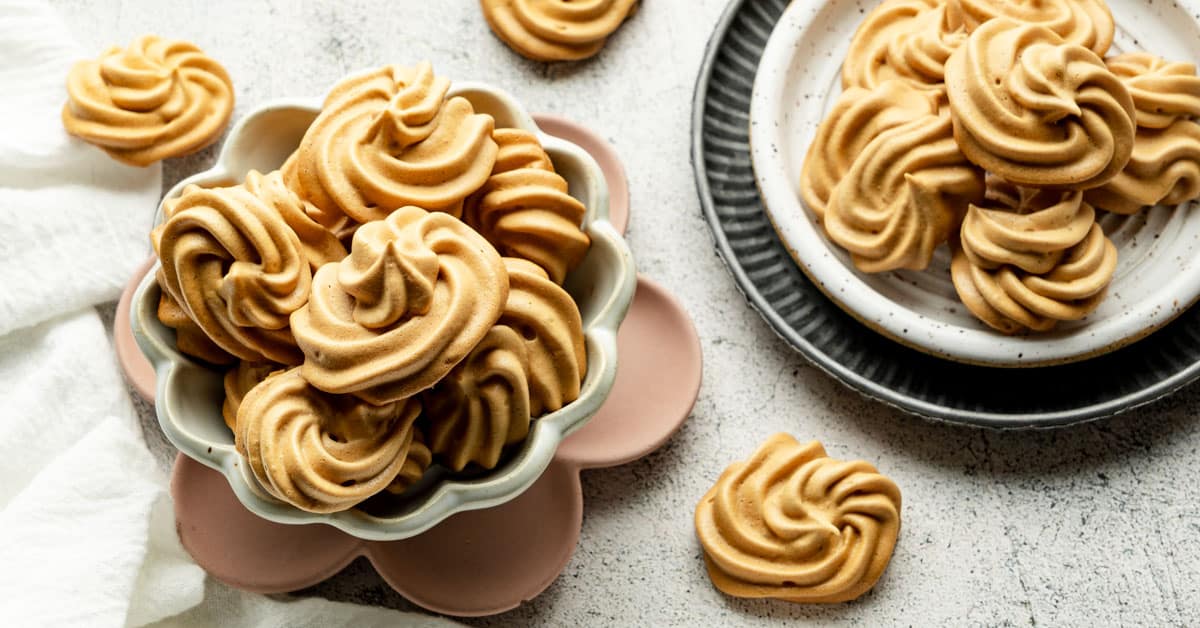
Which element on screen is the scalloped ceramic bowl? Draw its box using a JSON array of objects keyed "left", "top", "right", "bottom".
[{"left": 131, "top": 78, "right": 636, "bottom": 540}]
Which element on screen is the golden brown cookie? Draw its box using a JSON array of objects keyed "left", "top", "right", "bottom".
[
  {"left": 695, "top": 434, "right": 901, "bottom": 604},
  {"left": 62, "top": 35, "right": 233, "bottom": 166},
  {"left": 285, "top": 62, "right": 497, "bottom": 229},
  {"left": 463, "top": 128, "right": 590, "bottom": 284},
  {"left": 480, "top": 0, "right": 639, "bottom": 62},
  {"left": 498, "top": 258, "right": 587, "bottom": 416},
  {"left": 291, "top": 206, "right": 508, "bottom": 405},
  {"left": 960, "top": 180, "right": 1096, "bottom": 274},
  {"left": 422, "top": 325, "right": 532, "bottom": 471},
  {"left": 951, "top": 223, "right": 1117, "bottom": 334},
  {"left": 823, "top": 110, "right": 984, "bottom": 273},
  {"left": 235, "top": 368, "right": 421, "bottom": 513},
  {"left": 152, "top": 178, "right": 316, "bottom": 365},
  {"left": 843, "top": 0, "right": 967, "bottom": 97},
  {"left": 800, "top": 80, "right": 940, "bottom": 219},
  {"left": 944, "top": 18, "right": 1135, "bottom": 189},
  {"left": 950, "top": 0, "right": 1114, "bottom": 56},
  {"left": 1086, "top": 54, "right": 1200, "bottom": 214}
]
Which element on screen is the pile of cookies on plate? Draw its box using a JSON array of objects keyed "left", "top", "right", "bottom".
[
  {"left": 93, "top": 55, "right": 591, "bottom": 513},
  {"left": 801, "top": 0, "right": 1200, "bottom": 334}
]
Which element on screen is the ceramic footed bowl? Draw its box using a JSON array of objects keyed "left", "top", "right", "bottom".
[{"left": 131, "top": 80, "right": 637, "bottom": 540}]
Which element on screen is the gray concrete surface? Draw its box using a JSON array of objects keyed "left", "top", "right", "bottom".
[{"left": 68, "top": 0, "right": 1200, "bottom": 625}]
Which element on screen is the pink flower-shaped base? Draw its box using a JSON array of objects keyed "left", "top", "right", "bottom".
[{"left": 114, "top": 116, "right": 702, "bottom": 616}]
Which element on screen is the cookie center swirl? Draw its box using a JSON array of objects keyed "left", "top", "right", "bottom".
[
  {"left": 337, "top": 218, "right": 440, "bottom": 329},
  {"left": 291, "top": 206, "right": 508, "bottom": 404},
  {"left": 286, "top": 62, "right": 498, "bottom": 226},
  {"left": 946, "top": 18, "right": 1135, "bottom": 188}
]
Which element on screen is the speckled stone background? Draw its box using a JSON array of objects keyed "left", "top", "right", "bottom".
[{"left": 58, "top": 0, "right": 1200, "bottom": 625}]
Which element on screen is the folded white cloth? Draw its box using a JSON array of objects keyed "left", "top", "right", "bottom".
[
  {"left": 0, "top": 0, "right": 162, "bottom": 337},
  {"left": 0, "top": 2, "right": 462, "bottom": 626},
  {"left": 0, "top": 312, "right": 205, "bottom": 627}
]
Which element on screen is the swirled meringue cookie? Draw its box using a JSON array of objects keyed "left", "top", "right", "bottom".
[
  {"left": 944, "top": 18, "right": 1135, "bottom": 189},
  {"left": 1086, "top": 121, "right": 1200, "bottom": 215},
  {"left": 961, "top": 180, "right": 1095, "bottom": 274},
  {"left": 155, "top": 287, "right": 234, "bottom": 366},
  {"left": 62, "top": 35, "right": 233, "bottom": 167},
  {"left": 153, "top": 179, "right": 316, "bottom": 365},
  {"left": 386, "top": 428, "right": 434, "bottom": 495},
  {"left": 291, "top": 206, "right": 508, "bottom": 405},
  {"left": 950, "top": 0, "right": 1114, "bottom": 56},
  {"left": 480, "top": 0, "right": 639, "bottom": 62},
  {"left": 1085, "top": 55, "right": 1200, "bottom": 214},
  {"left": 951, "top": 223, "right": 1117, "bottom": 334},
  {"left": 235, "top": 368, "right": 421, "bottom": 513},
  {"left": 420, "top": 257, "right": 585, "bottom": 470},
  {"left": 842, "top": 0, "right": 967, "bottom": 97},
  {"left": 221, "top": 361, "right": 281, "bottom": 431},
  {"left": 694, "top": 433, "right": 901, "bottom": 604},
  {"left": 464, "top": 128, "right": 590, "bottom": 284},
  {"left": 800, "top": 81, "right": 939, "bottom": 219},
  {"left": 499, "top": 258, "right": 587, "bottom": 416},
  {"left": 823, "top": 111, "right": 985, "bottom": 273},
  {"left": 1105, "top": 53, "right": 1200, "bottom": 130},
  {"left": 285, "top": 62, "right": 498, "bottom": 228},
  {"left": 422, "top": 326, "right": 532, "bottom": 471}
]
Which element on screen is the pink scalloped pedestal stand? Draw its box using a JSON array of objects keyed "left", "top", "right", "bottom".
[{"left": 113, "top": 116, "right": 702, "bottom": 617}]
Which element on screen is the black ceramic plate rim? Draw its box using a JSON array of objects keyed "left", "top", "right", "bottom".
[{"left": 690, "top": 0, "right": 1200, "bottom": 428}]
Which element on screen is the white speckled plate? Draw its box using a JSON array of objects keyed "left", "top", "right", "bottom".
[{"left": 749, "top": 0, "right": 1200, "bottom": 367}]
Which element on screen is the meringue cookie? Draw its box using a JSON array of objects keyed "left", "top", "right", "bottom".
[
  {"left": 499, "top": 258, "right": 587, "bottom": 416},
  {"left": 950, "top": 0, "right": 1114, "bottom": 56},
  {"left": 481, "top": 0, "right": 639, "bottom": 62},
  {"left": 800, "top": 81, "right": 940, "bottom": 219},
  {"left": 464, "top": 128, "right": 590, "bottom": 284},
  {"left": 285, "top": 62, "right": 498, "bottom": 227},
  {"left": 221, "top": 361, "right": 281, "bottom": 431},
  {"left": 1086, "top": 121, "right": 1200, "bottom": 215},
  {"left": 961, "top": 180, "right": 1095, "bottom": 274},
  {"left": 1085, "top": 55, "right": 1200, "bottom": 214},
  {"left": 291, "top": 206, "right": 508, "bottom": 405},
  {"left": 951, "top": 223, "right": 1117, "bottom": 334},
  {"left": 945, "top": 18, "right": 1135, "bottom": 189},
  {"left": 1105, "top": 53, "right": 1200, "bottom": 129},
  {"left": 695, "top": 433, "right": 901, "bottom": 604},
  {"left": 386, "top": 428, "right": 433, "bottom": 495},
  {"left": 823, "top": 111, "right": 985, "bottom": 273},
  {"left": 155, "top": 287, "right": 234, "bottom": 366},
  {"left": 422, "top": 325, "right": 532, "bottom": 471},
  {"left": 62, "top": 35, "right": 234, "bottom": 166},
  {"left": 235, "top": 368, "right": 421, "bottom": 514},
  {"left": 153, "top": 179, "right": 315, "bottom": 365},
  {"left": 842, "top": 0, "right": 967, "bottom": 97}
]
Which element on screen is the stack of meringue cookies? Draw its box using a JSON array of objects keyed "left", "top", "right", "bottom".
[
  {"left": 801, "top": 0, "right": 1200, "bottom": 334},
  {"left": 65, "top": 45, "right": 593, "bottom": 514}
]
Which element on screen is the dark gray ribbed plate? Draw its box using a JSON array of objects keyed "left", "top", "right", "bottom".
[{"left": 692, "top": 0, "right": 1200, "bottom": 428}]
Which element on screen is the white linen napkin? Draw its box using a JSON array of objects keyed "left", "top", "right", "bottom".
[
  {"left": 0, "top": 2, "right": 463, "bottom": 626},
  {"left": 0, "top": 311, "right": 205, "bottom": 627},
  {"left": 0, "top": 0, "right": 162, "bottom": 337}
]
